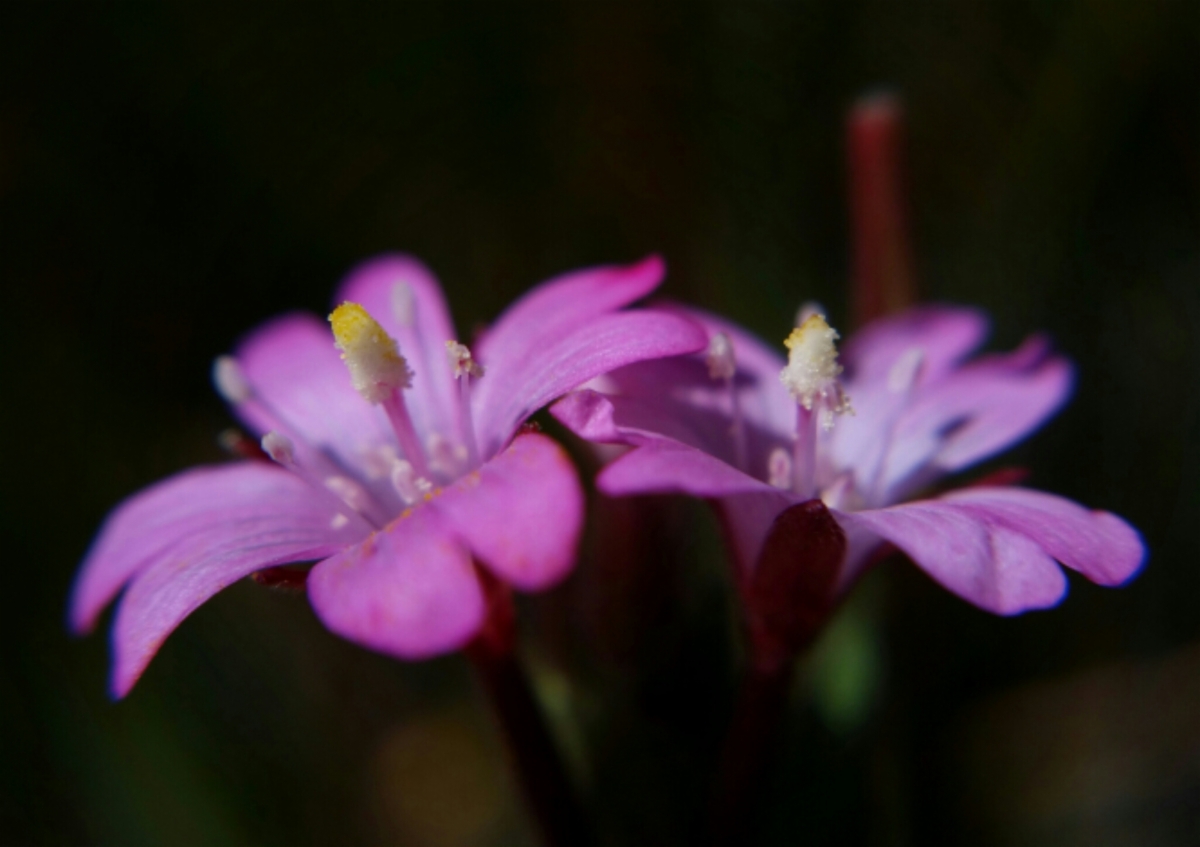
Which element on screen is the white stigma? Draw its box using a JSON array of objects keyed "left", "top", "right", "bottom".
[
  {"left": 261, "top": 431, "right": 295, "bottom": 465},
  {"left": 329, "top": 302, "right": 413, "bottom": 404},
  {"left": 779, "top": 314, "right": 852, "bottom": 428},
  {"left": 446, "top": 340, "right": 484, "bottom": 379},
  {"left": 705, "top": 332, "right": 737, "bottom": 380},
  {"left": 213, "top": 356, "right": 252, "bottom": 403}
]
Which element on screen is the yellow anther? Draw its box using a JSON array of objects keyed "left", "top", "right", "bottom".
[{"left": 330, "top": 302, "right": 413, "bottom": 403}]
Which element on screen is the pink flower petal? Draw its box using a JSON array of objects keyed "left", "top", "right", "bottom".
[
  {"left": 840, "top": 304, "right": 988, "bottom": 386},
  {"left": 879, "top": 339, "right": 1073, "bottom": 500},
  {"left": 434, "top": 433, "right": 583, "bottom": 591},
  {"left": 476, "top": 255, "right": 665, "bottom": 379},
  {"left": 836, "top": 498, "right": 1069, "bottom": 615},
  {"left": 104, "top": 469, "right": 370, "bottom": 697},
  {"left": 71, "top": 463, "right": 369, "bottom": 636},
  {"left": 473, "top": 309, "right": 708, "bottom": 457},
  {"left": 333, "top": 254, "right": 461, "bottom": 443},
  {"left": 600, "top": 439, "right": 780, "bottom": 499},
  {"left": 307, "top": 505, "right": 486, "bottom": 661},
  {"left": 941, "top": 487, "right": 1145, "bottom": 586}
]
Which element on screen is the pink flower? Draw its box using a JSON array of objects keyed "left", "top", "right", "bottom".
[
  {"left": 552, "top": 304, "right": 1145, "bottom": 617},
  {"left": 71, "top": 254, "right": 707, "bottom": 697}
]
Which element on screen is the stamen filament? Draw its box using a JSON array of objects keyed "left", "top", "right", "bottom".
[
  {"left": 261, "top": 431, "right": 384, "bottom": 528},
  {"left": 381, "top": 391, "right": 432, "bottom": 480},
  {"left": 792, "top": 405, "right": 817, "bottom": 498},
  {"left": 447, "top": 340, "right": 484, "bottom": 471}
]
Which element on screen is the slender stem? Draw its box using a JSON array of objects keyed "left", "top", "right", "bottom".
[
  {"left": 707, "top": 656, "right": 796, "bottom": 847},
  {"left": 465, "top": 577, "right": 592, "bottom": 847}
]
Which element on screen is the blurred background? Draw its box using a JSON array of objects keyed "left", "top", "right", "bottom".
[{"left": 2, "top": 1, "right": 1198, "bottom": 844}]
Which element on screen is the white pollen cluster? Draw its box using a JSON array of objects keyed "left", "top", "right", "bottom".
[
  {"left": 705, "top": 332, "right": 737, "bottom": 381},
  {"left": 779, "top": 314, "right": 853, "bottom": 429},
  {"left": 446, "top": 340, "right": 484, "bottom": 379},
  {"left": 329, "top": 302, "right": 413, "bottom": 404}
]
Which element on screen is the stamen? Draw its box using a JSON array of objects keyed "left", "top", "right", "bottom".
[
  {"left": 261, "top": 431, "right": 295, "bottom": 465},
  {"left": 779, "top": 314, "right": 852, "bottom": 499},
  {"left": 780, "top": 314, "right": 843, "bottom": 409},
  {"left": 446, "top": 340, "right": 483, "bottom": 469},
  {"left": 324, "top": 475, "right": 374, "bottom": 514},
  {"left": 262, "top": 430, "right": 385, "bottom": 528},
  {"left": 428, "top": 433, "right": 468, "bottom": 479},
  {"left": 768, "top": 448, "right": 793, "bottom": 489},
  {"left": 213, "top": 356, "right": 252, "bottom": 403},
  {"left": 706, "top": 332, "right": 747, "bottom": 471},
  {"left": 705, "top": 333, "right": 737, "bottom": 380},
  {"left": 391, "top": 460, "right": 434, "bottom": 505},
  {"left": 330, "top": 302, "right": 413, "bottom": 403},
  {"left": 330, "top": 302, "right": 429, "bottom": 478}
]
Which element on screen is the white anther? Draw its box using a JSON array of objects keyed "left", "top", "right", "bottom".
[
  {"left": 780, "top": 314, "right": 845, "bottom": 408},
  {"left": 795, "top": 301, "right": 827, "bottom": 328},
  {"left": 261, "top": 431, "right": 295, "bottom": 465},
  {"left": 887, "top": 347, "right": 925, "bottom": 394},
  {"left": 768, "top": 447, "right": 793, "bottom": 490},
  {"left": 360, "top": 444, "right": 400, "bottom": 480},
  {"left": 446, "top": 340, "right": 484, "bottom": 379},
  {"left": 330, "top": 302, "right": 413, "bottom": 403},
  {"left": 324, "top": 475, "right": 372, "bottom": 512},
  {"left": 427, "top": 433, "right": 467, "bottom": 478},
  {"left": 330, "top": 513, "right": 351, "bottom": 530},
  {"left": 390, "top": 460, "right": 434, "bottom": 505},
  {"left": 390, "top": 281, "right": 416, "bottom": 328},
  {"left": 213, "top": 356, "right": 252, "bottom": 403},
  {"left": 705, "top": 332, "right": 737, "bottom": 381}
]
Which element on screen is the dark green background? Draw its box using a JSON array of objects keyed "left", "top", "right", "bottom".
[{"left": 2, "top": 1, "right": 1197, "bottom": 844}]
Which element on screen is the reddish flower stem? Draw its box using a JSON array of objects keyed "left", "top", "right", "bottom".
[
  {"left": 848, "top": 92, "right": 917, "bottom": 327},
  {"left": 708, "top": 500, "right": 847, "bottom": 846},
  {"left": 465, "top": 572, "right": 593, "bottom": 847}
]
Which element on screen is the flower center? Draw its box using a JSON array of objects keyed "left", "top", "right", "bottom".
[{"left": 777, "top": 312, "right": 852, "bottom": 499}]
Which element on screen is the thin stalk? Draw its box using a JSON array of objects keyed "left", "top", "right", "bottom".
[{"left": 465, "top": 575, "right": 592, "bottom": 847}]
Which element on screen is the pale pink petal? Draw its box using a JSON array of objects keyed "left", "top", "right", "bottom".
[
  {"left": 104, "top": 473, "right": 370, "bottom": 697},
  {"left": 333, "top": 254, "right": 460, "bottom": 442},
  {"left": 70, "top": 463, "right": 369, "bottom": 636},
  {"left": 836, "top": 498, "right": 1069, "bottom": 615},
  {"left": 476, "top": 255, "right": 665, "bottom": 378},
  {"left": 233, "top": 313, "right": 397, "bottom": 495},
  {"left": 940, "top": 487, "right": 1145, "bottom": 586},
  {"left": 840, "top": 305, "right": 988, "bottom": 386},
  {"left": 307, "top": 506, "right": 486, "bottom": 662},
  {"left": 473, "top": 310, "right": 708, "bottom": 457},
  {"left": 433, "top": 433, "right": 583, "bottom": 591},
  {"left": 879, "top": 340, "right": 1073, "bottom": 500}
]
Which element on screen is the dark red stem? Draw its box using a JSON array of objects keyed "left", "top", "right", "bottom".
[{"left": 465, "top": 573, "right": 593, "bottom": 847}]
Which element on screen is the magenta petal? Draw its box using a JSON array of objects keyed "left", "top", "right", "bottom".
[
  {"left": 103, "top": 472, "right": 370, "bottom": 697},
  {"left": 307, "top": 506, "right": 486, "bottom": 661},
  {"left": 941, "top": 487, "right": 1145, "bottom": 586},
  {"left": 234, "top": 313, "right": 396, "bottom": 481},
  {"left": 841, "top": 305, "right": 989, "bottom": 385},
  {"left": 476, "top": 255, "right": 665, "bottom": 379},
  {"left": 70, "top": 463, "right": 369, "bottom": 636},
  {"left": 333, "top": 254, "right": 460, "bottom": 440},
  {"left": 880, "top": 341, "right": 1073, "bottom": 498},
  {"left": 600, "top": 440, "right": 779, "bottom": 498},
  {"left": 836, "top": 499, "right": 1070, "bottom": 614},
  {"left": 434, "top": 433, "right": 583, "bottom": 591},
  {"left": 473, "top": 309, "right": 708, "bottom": 457}
]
